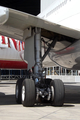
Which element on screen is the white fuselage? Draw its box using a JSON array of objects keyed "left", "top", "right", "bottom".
[{"left": 0, "top": 35, "right": 27, "bottom": 69}]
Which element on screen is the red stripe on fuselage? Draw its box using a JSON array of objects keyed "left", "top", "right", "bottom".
[
  {"left": 2, "top": 36, "right": 6, "bottom": 44},
  {"left": 22, "top": 42, "right": 24, "bottom": 50},
  {"left": 8, "top": 37, "right": 10, "bottom": 48},
  {"left": 1, "top": 35, "right": 25, "bottom": 51},
  {"left": 19, "top": 41, "right": 21, "bottom": 51},
  {"left": 0, "top": 60, "right": 28, "bottom": 69},
  {"left": 11, "top": 38, "right": 17, "bottom": 50}
]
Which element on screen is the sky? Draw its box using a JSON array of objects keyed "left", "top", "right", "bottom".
[{"left": 0, "top": 0, "right": 40, "bottom": 15}]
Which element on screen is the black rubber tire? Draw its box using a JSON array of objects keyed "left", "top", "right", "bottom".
[
  {"left": 22, "top": 79, "right": 35, "bottom": 107},
  {"left": 15, "top": 78, "right": 24, "bottom": 104},
  {"left": 50, "top": 79, "right": 65, "bottom": 106}
]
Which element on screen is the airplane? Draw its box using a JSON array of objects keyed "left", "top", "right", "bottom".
[
  {"left": 0, "top": 0, "right": 80, "bottom": 107},
  {"left": 0, "top": 35, "right": 27, "bottom": 69}
]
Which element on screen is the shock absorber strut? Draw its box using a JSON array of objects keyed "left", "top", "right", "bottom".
[{"left": 34, "top": 27, "right": 42, "bottom": 82}]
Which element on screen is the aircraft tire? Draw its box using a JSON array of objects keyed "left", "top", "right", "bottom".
[
  {"left": 50, "top": 79, "right": 65, "bottom": 106},
  {"left": 15, "top": 78, "right": 24, "bottom": 104},
  {"left": 22, "top": 79, "right": 35, "bottom": 107}
]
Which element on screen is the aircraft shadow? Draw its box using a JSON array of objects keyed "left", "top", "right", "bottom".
[
  {"left": 0, "top": 93, "right": 17, "bottom": 105},
  {"left": 64, "top": 84, "right": 80, "bottom": 104}
]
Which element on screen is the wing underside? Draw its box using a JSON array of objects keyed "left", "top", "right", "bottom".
[{"left": 0, "top": 6, "right": 80, "bottom": 41}]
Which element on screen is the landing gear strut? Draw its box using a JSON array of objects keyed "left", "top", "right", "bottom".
[{"left": 15, "top": 27, "right": 65, "bottom": 107}]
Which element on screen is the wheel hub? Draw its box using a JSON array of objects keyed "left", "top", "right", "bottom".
[
  {"left": 51, "top": 86, "right": 54, "bottom": 101},
  {"left": 22, "top": 85, "right": 25, "bottom": 102}
]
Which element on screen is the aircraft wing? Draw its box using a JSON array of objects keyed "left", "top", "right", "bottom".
[{"left": 0, "top": 6, "right": 80, "bottom": 41}]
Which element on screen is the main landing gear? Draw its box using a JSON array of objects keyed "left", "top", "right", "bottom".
[
  {"left": 15, "top": 78, "right": 65, "bottom": 106},
  {"left": 15, "top": 27, "right": 65, "bottom": 107}
]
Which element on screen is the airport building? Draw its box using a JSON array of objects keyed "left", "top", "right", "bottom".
[
  {"left": 46, "top": 66, "right": 79, "bottom": 76},
  {"left": 46, "top": 66, "right": 80, "bottom": 82}
]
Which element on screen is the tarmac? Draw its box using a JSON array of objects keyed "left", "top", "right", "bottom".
[{"left": 0, "top": 80, "right": 80, "bottom": 120}]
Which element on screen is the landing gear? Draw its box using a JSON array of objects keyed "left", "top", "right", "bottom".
[
  {"left": 15, "top": 78, "right": 65, "bottom": 106},
  {"left": 15, "top": 27, "right": 65, "bottom": 107}
]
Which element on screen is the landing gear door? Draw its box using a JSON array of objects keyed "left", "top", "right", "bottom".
[{"left": 24, "top": 34, "right": 35, "bottom": 69}]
